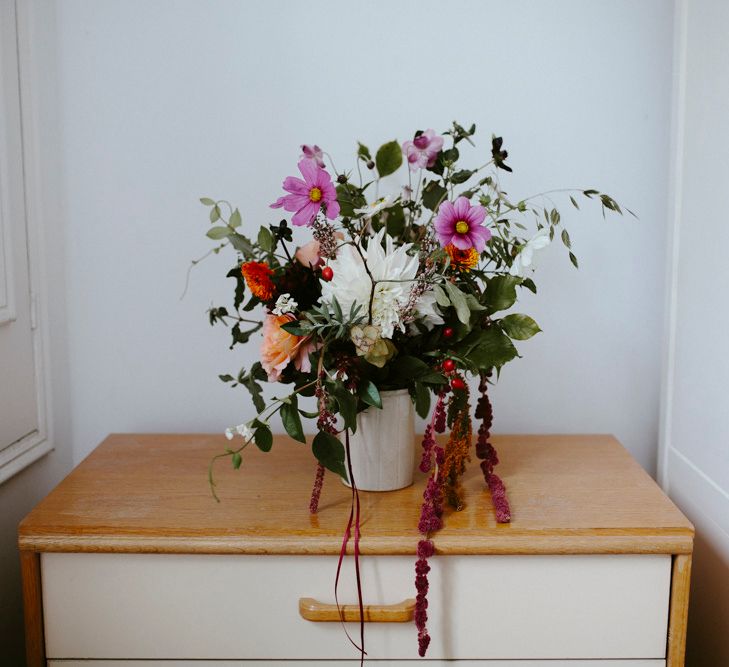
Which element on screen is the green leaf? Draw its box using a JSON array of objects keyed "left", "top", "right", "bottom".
[
  {"left": 442, "top": 147, "right": 459, "bottom": 163},
  {"left": 561, "top": 228, "right": 571, "bottom": 249},
  {"left": 232, "top": 452, "right": 242, "bottom": 469},
  {"left": 229, "top": 208, "right": 242, "bottom": 228},
  {"left": 280, "top": 321, "right": 308, "bottom": 336},
  {"left": 228, "top": 232, "right": 256, "bottom": 259},
  {"left": 484, "top": 275, "right": 521, "bottom": 314},
  {"left": 500, "top": 314, "right": 542, "bottom": 340},
  {"left": 468, "top": 327, "right": 519, "bottom": 369},
  {"left": 521, "top": 277, "right": 537, "bottom": 294},
  {"left": 422, "top": 181, "right": 448, "bottom": 211},
  {"left": 254, "top": 423, "right": 273, "bottom": 452},
  {"left": 218, "top": 374, "right": 235, "bottom": 383},
  {"left": 375, "top": 140, "right": 402, "bottom": 178},
  {"left": 336, "top": 183, "right": 367, "bottom": 217},
  {"left": 257, "top": 226, "right": 274, "bottom": 252},
  {"left": 443, "top": 281, "right": 470, "bottom": 324},
  {"left": 569, "top": 195, "right": 579, "bottom": 210},
  {"left": 200, "top": 197, "right": 215, "bottom": 206},
  {"left": 312, "top": 431, "right": 348, "bottom": 481},
  {"left": 280, "top": 397, "right": 306, "bottom": 443},
  {"left": 390, "top": 355, "right": 431, "bottom": 380},
  {"left": 206, "top": 226, "right": 231, "bottom": 240},
  {"left": 412, "top": 381, "right": 431, "bottom": 419},
  {"left": 433, "top": 284, "right": 451, "bottom": 308},
  {"left": 210, "top": 205, "right": 221, "bottom": 222},
  {"left": 359, "top": 381, "right": 382, "bottom": 409},
  {"left": 450, "top": 169, "right": 475, "bottom": 185},
  {"left": 333, "top": 384, "right": 358, "bottom": 433},
  {"left": 569, "top": 251, "right": 579, "bottom": 268},
  {"left": 357, "top": 142, "right": 372, "bottom": 161}
]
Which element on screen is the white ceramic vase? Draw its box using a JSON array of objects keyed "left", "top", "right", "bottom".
[{"left": 341, "top": 388, "right": 415, "bottom": 492}]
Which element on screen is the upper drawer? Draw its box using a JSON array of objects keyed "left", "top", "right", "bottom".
[{"left": 42, "top": 553, "right": 670, "bottom": 660}]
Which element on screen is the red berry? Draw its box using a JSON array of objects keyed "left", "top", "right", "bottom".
[
  {"left": 450, "top": 377, "right": 466, "bottom": 391},
  {"left": 442, "top": 358, "right": 456, "bottom": 373},
  {"left": 442, "top": 326, "right": 454, "bottom": 339},
  {"left": 321, "top": 266, "right": 334, "bottom": 281}
]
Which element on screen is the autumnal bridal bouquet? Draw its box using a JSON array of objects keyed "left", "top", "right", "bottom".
[{"left": 197, "top": 122, "right": 624, "bottom": 659}]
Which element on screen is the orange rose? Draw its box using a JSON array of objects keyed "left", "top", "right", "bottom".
[{"left": 260, "top": 313, "right": 313, "bottom": 381}]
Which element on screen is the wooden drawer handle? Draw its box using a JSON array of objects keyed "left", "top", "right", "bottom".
[{"left": 298, "top": 597, "right": 416, "bottom": 623}]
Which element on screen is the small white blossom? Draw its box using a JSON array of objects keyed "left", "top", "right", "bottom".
[
  {"left": 510, "top": 228, "right": 551, "bottom": 276},
  {"left": 272, "top": 293, "right": 298, "bottom": 316},
  {"left": 235, "top": 423, "right": 254, "bottom": 440},
  {"left": 354, "top": 195, "right": 394, "bottom": 219},
  {"left": 224, "top": 423, "right": 254, "bottom": 441}
]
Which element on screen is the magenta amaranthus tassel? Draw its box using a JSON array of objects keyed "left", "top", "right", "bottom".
[
  {"left": 415, "top": 538, "right": 435, "bottom": 656},
  {"left": 309, "top": 462, "right": 326, "bottom": 514},
  {"left": 476, "top": 374, "right": 511, "bottom": 523}
]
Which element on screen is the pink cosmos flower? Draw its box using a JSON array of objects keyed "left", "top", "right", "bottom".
[
  {"left": 271, "top": 159, "right": 340, "bottom": 227},
  {"left": 433, "top": 196, "right": 491, "bottom": 251},
  {"left": 402, "top": 129, "right": 444, "bottom": 171},
  {"left": 300, "top": 144, "right": 326, "bottom": 168}
]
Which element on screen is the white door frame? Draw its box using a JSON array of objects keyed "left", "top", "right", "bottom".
[{"left": 0, "top": 0, "right": 53, "bottom": 483}]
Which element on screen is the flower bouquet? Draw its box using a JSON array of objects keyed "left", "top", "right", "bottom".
[{"left": 197, "top": 122, "right": 625, "bottom": 659}]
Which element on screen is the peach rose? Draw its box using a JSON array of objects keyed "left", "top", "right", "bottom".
[
  {"left": 294, "top": 240, "right": 321, "bottom": 268},
  {"left": 260, "top": 314, "right": 313, "bottom": 381}
]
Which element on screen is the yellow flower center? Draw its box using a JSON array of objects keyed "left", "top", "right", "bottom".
[
  {"left": 309, "top": 187, "right": 322, "bottom": 203},
  {"left": 455, "top": 220, "right": 469, "bottom": 234}
]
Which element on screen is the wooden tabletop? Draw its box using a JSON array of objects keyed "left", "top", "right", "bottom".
[{"left": 18, "top": 434, "right": 693, "bottom": 555}]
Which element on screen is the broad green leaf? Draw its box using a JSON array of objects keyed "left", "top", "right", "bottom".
[
  {"left": 357, "top": 142, "right": 372, "bottom": 161},
  {"left": 210, "top": 205, "right": 221, "bottom": 222},
  {"left": 500, "top": 314, "right": 542, "bottom": 340},
  {"left": 375, "top": 140, "right": 402, "bottom": 178},
  {"left": 228, "top": 232, "right": 256, "bottom": 259},
  {"left": 433, "top": 284, "right": 451, "bottom": 308},
  {"left": 443, "top": 281, "right": 470, "bottom": 324},
  {"left": 200, "top": 197, "right": 215, "bottom": 206},
  {"left": 484, "top": 275, "right": 521, "bottom": 314},
  {"left": 232, "top": 452, "right": 242, "bottom": 469},
  {"left": 229, "top": 208, "right": 242, "bottom": 228},
  {"left": 257, "top": 226, "right": 274, "bottom": 252},
  {"left": 312, "top": 431, "right": 348, "bottom": 481},
  {"left": 468, "top": 327, "right": 519, "bottom": 369},
  {"left": 280, "top": 397, "right": 305, "bottom": 443},
  {"left": 422, "top": 181, "right": 448, "bottom": 211},
  {"left": 254, "top": 423, "right": 273, "bottom": 452},
  {"left": 450, "top": 169, "right": 475, "bottom": 184},
  {"left": 206, "top": 226, "right": 231, "bottom": 240},
  {"left": 333, "top": 384, "right": 358, "bottom": 433},
  {"left": 412, "top": 381, "right": 431, "bottom": 419},
  {"left": 359, "top": 381, "right": 382, "bottom": 409},
  {"left": 336, "top": 183, "right": 367, "bottom": 217}
]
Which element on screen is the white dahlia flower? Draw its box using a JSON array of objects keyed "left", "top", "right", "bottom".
[{"left": 319, "top": 229, "right": 442, "bottom": 339}]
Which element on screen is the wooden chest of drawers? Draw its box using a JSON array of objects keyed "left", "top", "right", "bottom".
[{"left": 19, "top": 434, "right": 693, "bottom": 665}]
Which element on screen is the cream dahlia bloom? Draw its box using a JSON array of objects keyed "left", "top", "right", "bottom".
[{"left": 319, "top": 229, "right": 442, "bottom": 338}]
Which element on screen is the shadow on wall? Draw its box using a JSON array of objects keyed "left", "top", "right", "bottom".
[{"left": 686, "top": 531, "right": 729, "bottom": 666}]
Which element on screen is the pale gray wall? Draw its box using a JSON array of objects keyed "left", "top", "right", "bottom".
[
  {"left": 660, "top": 0, "right": 729, "bottom": 663},
  {"left": 46, "top": 0, "right": 673, "bottom": 471}
]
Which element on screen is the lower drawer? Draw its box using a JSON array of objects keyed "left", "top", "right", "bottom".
[
  {"left": 42, "top": 553, "right": 670, "bottom": 660},
  {"left": 49, "top": 662, "right": 667, "bottom": 666}
]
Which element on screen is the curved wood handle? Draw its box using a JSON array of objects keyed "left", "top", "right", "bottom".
[{"left": 298, "top": 597, "right": 416, "bottom": 623}]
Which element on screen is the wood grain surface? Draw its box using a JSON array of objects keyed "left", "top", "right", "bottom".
[
  {"left": 20, "top": 550, "right": 45, "bottom": 667},
  {"left": 18, "top": 433, "right": 694, "bottom": 555},
  {"left": 667, "top": 553, "right": 693, "bottom": 666}
]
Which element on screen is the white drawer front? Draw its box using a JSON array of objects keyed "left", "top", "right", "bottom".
[
  {"left": 49, "top": 661, "right": 667, "bottom": 666},
  {"left": 42, "top": 553, "right": 670, "bottom": 660}
]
